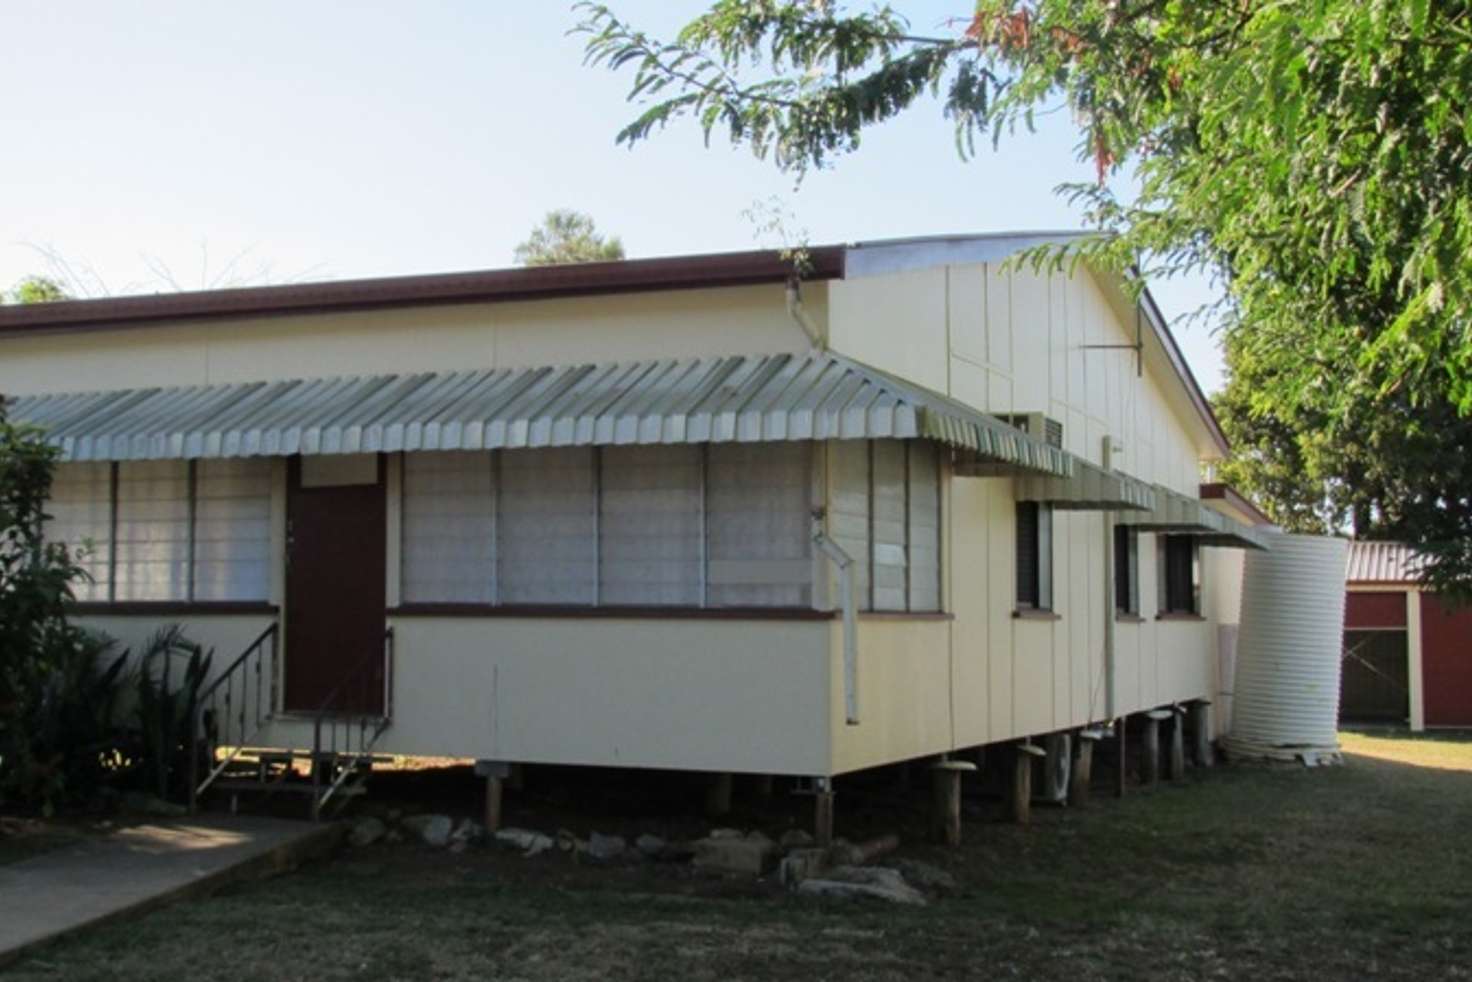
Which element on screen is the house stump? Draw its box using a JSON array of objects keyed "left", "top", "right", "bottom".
[{"left": 930, "top": 759, "right": 977, "bottom": 846}]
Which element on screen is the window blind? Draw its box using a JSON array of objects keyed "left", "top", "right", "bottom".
[
  {"left": 402, "top": 452, "right": 496, "bottom": 603},
  {"left": 497, "top": 447, "right": 597, "bottom": 605},
  {"left": 44, "top": 462, "right": 113, "bottom": 601},
  {"left": 706, "top": 442, "right": 812, "bottom": 608},
  {"left": 193, "top": 459, "right": 272, "bottom": 601},
  {"left": 599, "top": 445, "right": 702, "bottom": 606},
  {"left": 870, "top": 440, "right": 908, "bottom": 611},
  {"left": 114, "top": 461, "right": 191, "bottom": 601},
  {"left": 1113, "top": 525, "right": 1139, "bottom": 614}
]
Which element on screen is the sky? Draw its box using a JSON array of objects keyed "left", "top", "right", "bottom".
[{"left": 0, "top": 1, "right": 1227, "bottom": 392}]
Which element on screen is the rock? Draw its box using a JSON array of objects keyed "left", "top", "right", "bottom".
[
  {"left": 708, "top": 827, "right": 744, "bottom": 840},
  {"left": 451, "top": 818, "right": 484, "bottom": 845},
  {"left": 693, "top": 834, "right": 776, "bottom": 874},
  {"left": 892, "top": 859, "right": 958, "bottom": 894},
  {"left": 386, "top": 829, "right": 404, "bottom": 844},
  {"left": 348, "top": 816, "right": 387, "bottom": 848},
  {"left": 779, "top": 847, "right": 828, "bottom": 887},
  {"left": 121, "top": 791, "right": 187, "bottom": 817},
  {"left": 635, "top": 834, "right": 667, "bottom": 858},
  {"left": 448, "top": 840, "right": 468, "bottom": 854},
  {"left": 495, "top": 827, "right": 555, "bottom": 857},
  {"left": 779, "top": 829, "right": 815, "bottom": 850},
  {"left": 402, "top": 814, "right": 453, "bottom": 848},
  {"left": 796, "top": 866, "right": 927, "bottom": 906},
  {"left": 586, "top": 832, "right": 627, "bottom": 862},
  {"left": 556, "top": 829, "right": 580, "bottom": 853}
]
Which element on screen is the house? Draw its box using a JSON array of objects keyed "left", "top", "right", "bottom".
[
  {"left": 0, "top": 232, "right": 1264, "bottom": 833},
  {"left": 1343, "top": 541, "right": 1472, "bottom": 729}
]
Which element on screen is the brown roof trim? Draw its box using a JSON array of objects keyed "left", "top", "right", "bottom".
[
  {"left": 0, "top": 247, "right": 846, "bottom": 336},
  {"left": 1200, "top": 482, "right": 1272, "bottom": 526}
]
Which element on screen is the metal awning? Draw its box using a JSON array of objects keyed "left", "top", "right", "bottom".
[
  {"left": 6, "top": 351, "right": 1071, "bottom": 475},
  {"left": 1015, "top": 460, "right": 1156, "bottom": 512},
  {"left": 1117, "top": 484, "right": 1268, "bottom": 549}
]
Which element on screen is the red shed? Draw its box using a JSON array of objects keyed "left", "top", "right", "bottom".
[{"left": 1343, "top": 541, "right": 1472, "bottom": 729}]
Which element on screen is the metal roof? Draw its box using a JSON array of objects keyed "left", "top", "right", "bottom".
[
  {"left": 1346, "top": 540, "right": 1419, "bottom": 583},
  {"left": 6, "top": 351, "right": 1073, "bottom": 475},
  {"left": 1016, "top": 462, "right": 1157, "bottom": 512},
  {"left": 1116, "top": 483, "right": 1267, "bottom": 549}
]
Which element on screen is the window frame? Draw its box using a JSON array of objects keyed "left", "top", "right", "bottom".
[
  {"left": 1113, "top": 524, "right": 1140, "bottom": 616},
  {"left": 1158, "top": 533, "right": 1202, "bottom": 616},
  {"left": 1015, "top": 500, "right": 1054, "bottom": 613}
]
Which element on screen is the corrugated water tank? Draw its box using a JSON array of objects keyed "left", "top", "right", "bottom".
[{"left": 1224, "top": 531, "right": 1348, "bottom": 764}]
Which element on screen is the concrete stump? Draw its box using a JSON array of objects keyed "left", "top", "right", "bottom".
[
  {"left": 1167, "top": 711, "right": 1187, "bottom": 781},
  {"left": 1115, "top": 717, "right": 1128, "bottom": 797},
  {"left": 1069, "top": 731, "right": 1100, "bottom": 806},
  {"left": 930, "top": 760, "right": 977, "bottom": 846},
  {"left": 705, "top": 773, "right": 733, "bottom": 817},
  {"left": 1189, "top": 700, "right": 1215, "bottom": 767},
  {"left": 1008, "top": 745, "right": 1046, "bottom": 824},
  {"left": 484, "top": 776, "right": 503, "bottom": 833},
  {"left": 1142, "top": 711, "right": 1171, "bottom": 786},
  {"left": 814, "top": 789, "right": 835, "bottom": 847}
]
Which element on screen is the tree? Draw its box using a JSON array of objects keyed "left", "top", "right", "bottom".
[
  {"left": 5, "top": 275, "right": 68, "bottom": 304},
  {"left": 577, "top": 1, "right": 1472, "bottom": 595},
  {"left": 513, "top": 210, "right": 626, "bottom": 266}
]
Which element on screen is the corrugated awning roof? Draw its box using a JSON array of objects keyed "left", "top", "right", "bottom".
[
  {"left": 1016, "top": 462, "right": 1156, "bottom": 512},
  {"left": 1116, "top": 483, "right": 1267, "bottom": 549},
  {"left": 6, "top": 351, "right": 1073, "bottom": 475}
]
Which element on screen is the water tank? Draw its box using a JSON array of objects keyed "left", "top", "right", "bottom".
[{"left": 1224, "top": 531, "right": 1348, "bottom": 764}]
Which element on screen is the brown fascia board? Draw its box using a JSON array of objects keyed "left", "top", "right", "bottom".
[
  {"left": 1200, "top": 482, "right": 1273, "bottom": 526},
  {"left": 0, "top": 246, "right": 847, "bottom": 336}
]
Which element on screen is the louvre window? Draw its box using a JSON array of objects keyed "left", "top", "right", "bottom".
[
  {"left": 824, "top": 439, "right": 944, "bottom": 612},
  {"left": 1113, "top": 525, "right": 1139, "bottom": 615},
  {"left": 1016, "top": 501, "right": 1054, "bottom": 610},
  {"left": 44, "top": 459, "right": 272, "bottom": 602},
  {"left": 1159, "top": 534, "right": 1201, "bottom": 614},
  {"left": 401, "top": 442, "right": 814, "bottom": 608}
]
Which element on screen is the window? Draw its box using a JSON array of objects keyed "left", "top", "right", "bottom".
[
  {"left": 1015, "top": 501, "right": 1053, "bottom": 611},
  {"left": 44, "top": 459, "right": 272, "bottom": 603},
  {"left": 1159, "top": 534, "right": 1201, "bottom": 615},
  {"left": 43, "top": 462, "right": 113, "bottom": 601},
  {"left": 400, "top": 442, "right": 815, "bottom": 609},
  {"left": 599, "top": 445, "right": 702, "bottom": 606},
  {"left": 825, "top": 439, "right": 944, "bottom": 612},
  {"left": 1113, "top": 525, "right": 1139, "bottom": 615},
  {"left": 498, "top": 447, "right": 597, "bottom": 605}
]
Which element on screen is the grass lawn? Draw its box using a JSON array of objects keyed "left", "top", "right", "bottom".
[{"left": 7, "top": 731, "right": 1472, "bottom": 981}]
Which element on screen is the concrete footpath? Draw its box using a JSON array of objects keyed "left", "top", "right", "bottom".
[{"left": 0, "top": 815, "right": 339, "bottom": 968}]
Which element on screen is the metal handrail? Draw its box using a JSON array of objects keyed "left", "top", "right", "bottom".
[
  {"left": 189, "top": 622, "right": 279, "bottom": 812},
  {"left": 311, "top": 626, "right": 395, "bottom": 819}
]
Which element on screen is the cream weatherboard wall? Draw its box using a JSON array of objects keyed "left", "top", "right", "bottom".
[
  {"left": 0, "top": 283, "right": 820, "bottom": 397},
  {"left": 824, "top": 261, "right": 1221, "bottom": 774}
]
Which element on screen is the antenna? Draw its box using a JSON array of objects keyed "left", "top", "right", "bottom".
[{"left": 1082, "top": 302, "right": 1144, "bottom": 376}]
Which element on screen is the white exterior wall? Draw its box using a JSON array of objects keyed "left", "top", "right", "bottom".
[{"left": 825, "top": 262, "right": 1223, "bottom": 771}]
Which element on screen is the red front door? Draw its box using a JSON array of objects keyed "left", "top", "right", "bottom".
[{"left": 284, "top": 456, "right": 387, "bottom": 715}]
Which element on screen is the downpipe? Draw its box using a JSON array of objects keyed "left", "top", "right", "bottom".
[
  {"left": 812, "top": 513, "right": 860, "bottom": 725},
  {"left": 786, "top": 280, "right": 824, "bottom": 349}
]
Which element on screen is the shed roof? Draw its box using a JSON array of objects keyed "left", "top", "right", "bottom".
[{"left": 1346, "top": 541, "right": 1420, "bottom": 584}]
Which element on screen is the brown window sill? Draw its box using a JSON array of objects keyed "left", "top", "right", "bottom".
[
  {"left": 1156, "top": 612, "right": 1207, "bottom": 622},
  {"left": 858, "top": 611, "right": 955, "bottom": 622},
  {"left": 68, "top": 601, "right": 279, "bottom": 616},
  {"left": 388, "top": 604, "right": 836, "bottom": 621},
  {"left": 1013, "top": 609, "right": 1062, "bottom": 621},
  {"left": 1115, "top": 613, "right": 1146, "bottom": 623}
]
